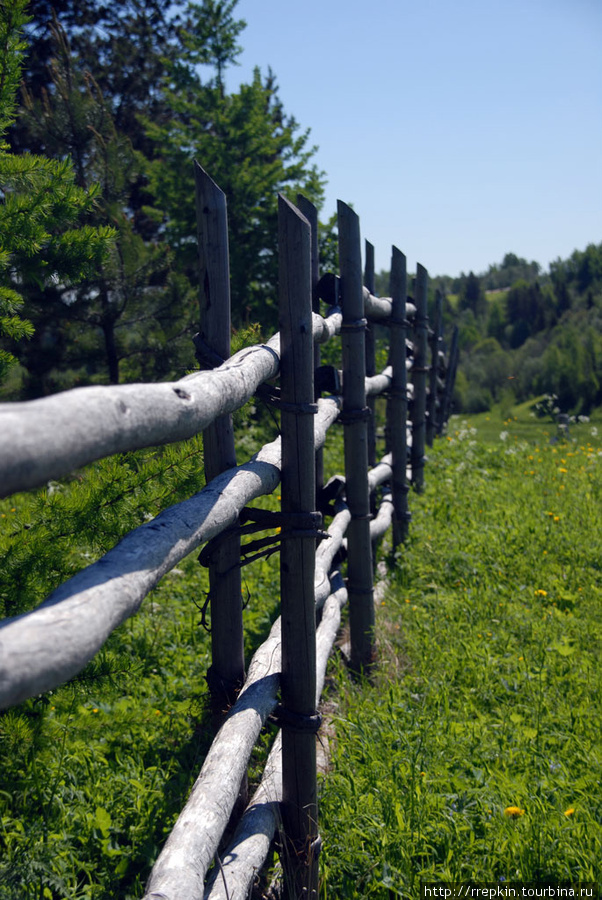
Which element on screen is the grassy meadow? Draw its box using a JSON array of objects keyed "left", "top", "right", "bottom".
[
  {"left": 320, "top": 409, "right": 602, "bottom": 896},
  {"left": 1, "top": 403, "right": 601, "bottom": 897}
]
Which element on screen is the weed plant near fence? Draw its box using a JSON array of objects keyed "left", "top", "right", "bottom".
[
  {"left": 319, "top": 419, "right": 602, "bottom": 896},
  {"left": 0, "top": 165, "right": 458, "bottom": 899}
]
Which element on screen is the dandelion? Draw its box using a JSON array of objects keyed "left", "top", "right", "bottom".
[
  {"left": 559, "top": 467, "right": 568, "bottom": 474},
  {"left": 535, "top": 589, "right": 548, "bottom": 597},
  {"left": 504, "top": 806, "right": 525, "bottom": 818},
  {"left": 92, "top": 708, "right": 99, "bottom": 714},
  {"left": 553, "top": 516, "right": 560, "bottom": 523},
  {"left": 564, "top": 807, "right": 575, "bottom": 817}
]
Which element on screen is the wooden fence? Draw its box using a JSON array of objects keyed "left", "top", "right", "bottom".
[{"left": 0, "top": 163, "right": 459, "bottom": 900}]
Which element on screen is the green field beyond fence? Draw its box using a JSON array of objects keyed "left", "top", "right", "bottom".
[
  {"left": 1, "top": 409, "right": 601, "bottom": 897},
  {"left": 319, "top": 414, "right": 602, "bottom": 896}
]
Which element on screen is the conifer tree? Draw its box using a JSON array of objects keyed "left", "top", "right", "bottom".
[
  {"left": 0, "top": 0, "right": 114, "bottom": 385},
  {"left": 147, "top": 1, "right": 325, "bottom": 329},
  {"left": 11, "top": 18, "right": 197, "bottom": 394}
]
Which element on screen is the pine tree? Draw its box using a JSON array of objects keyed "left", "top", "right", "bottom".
[
  {"left": 0, "top": 0, "right": 114, "bottom": 386},
  {"left": 9, "top": 18, "right": 197, "bottom": 394},
  {"left": 146, "top": 1, "right": 325, "bottom": 329}
]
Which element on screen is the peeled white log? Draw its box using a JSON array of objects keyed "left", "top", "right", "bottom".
[
  {"left": 144, "top": 616, "right": 282, "bottom": 900},
  {"left": 312, "top": 306, "right": 342, "bottom": 343},
  {"left": 203, "top": 732, "right": 283, "bottom": 900},
  {"left": 369, "top": 452, "right": 393, "bottom": 491},
  {"left": 204, "top": 578, "right": 348, "bottom": 900},
  {"left": 0, "top": 311, "right": 342, "bottom": 499},
  {"left": 365, "top": 365, "right": 392, "bottom": 397},
  {"left": 0, "top": 336, "right": 278, "bottom": 499},
  {"left": 148, "top": 561, "right": 349, "bottom": 900},
  {"left": 363, "top": 287, "right": 416, "bottom": 322},
  {"left": 370, "top": 493, "right": 395, "bottom": 543},
  {"left": 0, "top": 398, "right": 341, "bottom": 711},
  {"left": 153, "top": 455, "right": 395, "bottom": 900}
]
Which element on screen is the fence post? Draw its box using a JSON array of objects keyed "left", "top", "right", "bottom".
[
  {"left": 194, "top": 162, "right": 245, "bottom": 710},
  {"left": 411, "top": 264, "right": 429, "bottom": 492},
  {"left": 278, "top": 195, "right": 319, "bottom": 900},
  {"left": 427, "top": 290, "right": 442, "bottom": 447},
  {"left": 338, "top": 201, "right": 375, "bottom": 671},
  {"left": 296, "top": 194, "right": 323, "bottom": 498},
  {"left": 388, "top": 247, "right": 410, "bottom": 546},
  {"left": 364, "top": 241, "right": 377, "bottom": 470},
  {"left": 439, "top": 323, "right": 459, "bottom": 434}
]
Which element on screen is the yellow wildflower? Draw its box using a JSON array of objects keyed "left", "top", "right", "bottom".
[
  {"left": 535, "top": 589, "right": 548, "bottom": 597},
  {"left": 504, "top": 806, "right": 525, "bottom": 818},
  {"left": 564, "top": 807, "right": 575, "bottom": 817}
]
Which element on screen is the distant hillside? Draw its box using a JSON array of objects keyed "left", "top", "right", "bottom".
[{"left": 436, "top": 243, "right": 602, "bottom": 415}]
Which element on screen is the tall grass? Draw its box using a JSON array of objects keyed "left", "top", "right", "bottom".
[{"left": 319, "top": 419, "right": 602, "bottom": 896}]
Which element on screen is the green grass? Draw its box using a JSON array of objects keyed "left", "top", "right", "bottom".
[
  {"left": 319, "top": 427, "right": 602, "bottom": 896},
  {"left": 0, "top": 430, "right": 282, "bottom": 899},
  {"left": 2, "top": 408, "right": 601, "bottom": 897}
]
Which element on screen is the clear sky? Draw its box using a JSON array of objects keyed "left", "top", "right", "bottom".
[{"left": 227, "top": 0, "right": 601, "bottom": 279}]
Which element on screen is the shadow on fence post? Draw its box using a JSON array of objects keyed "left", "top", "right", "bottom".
[
  {"left": 411, "top": 264, "right": 429, "bottom": 492},
  {"left": 427, "top": 290, "right": 443, "bottom": 447},
  {"left": 364, "top": 240, "right": 377, "bottom": 471},
  {"left": 338, "top": 201, "right": 375, "bottom": 672},
  {"left": 388, "top": 247, "right": 410, "bottom": 546},
  {"left": 194, "top": 162, "right": 245, "bottom": 713},
  {"left": 439, "top": 323, "right": 459, "bottom": 433},
  {"left": 296, "top": 194, "right": 323, "bottom": 499},
  {"left": 278, "top": 195, "right": 320, "bottom": 900}
]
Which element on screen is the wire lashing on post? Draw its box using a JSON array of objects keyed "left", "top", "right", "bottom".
[
  {"left": 340, "top": 316, "right": 367, "bottom": 333},
  {"left": 270, "top": 705, "right": 322, "bottom": 734},
  {"left": 198, "top": 508, "right": 329, "bottom": 573}
]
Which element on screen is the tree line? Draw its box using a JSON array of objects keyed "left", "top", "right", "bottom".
[
  {"left": 376, "top": 245, "right": 602, "bottom": 417},
  {"left": 2, "top": 1, "right": 600, "bottom": 418},
  {"left": 443, "top": 244, "right": 602, "bottom": 416},
  {"left": 1, "top": 0, "right": 327, "bottom": 399}
]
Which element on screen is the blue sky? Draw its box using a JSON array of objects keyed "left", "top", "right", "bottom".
[{"left": 227, "top": 0, "right": 601, "bottom": 279}]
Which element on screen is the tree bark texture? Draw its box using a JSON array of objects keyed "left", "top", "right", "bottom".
[
  {"left": 338, "top": 201, "right": 374, "bottom": 672},
  {"left": 411, "top": 264, "right": 429, "bottom": 492},
  {"left": 195, "top": 162, "right": 244, "bottom": 706}
]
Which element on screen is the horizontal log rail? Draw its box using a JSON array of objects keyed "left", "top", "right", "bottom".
[
  {"left": 0, "top": 164, "right": 459, "bottom": 898},
  {"left": 0, "top": 398, "right": 340, "bottom": 710}
]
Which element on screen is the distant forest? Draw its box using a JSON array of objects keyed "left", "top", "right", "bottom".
[
  {"left": 436, "top": 244, "right": 602, "bottom": 416},
  {"left": 374, "top": 246, "right": 602, "bottom": 417},
  {"left": 1, "top": 0, "right": 325, "bottom": 398},
  {"left": 1, "top": 1, "right": 601, "bottom": 418}
]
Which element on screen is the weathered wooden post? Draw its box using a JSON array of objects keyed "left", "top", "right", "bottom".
[
  {"left": 411, "top": 264, "right": 429, "bottom": 492},
  {"left": 388, "top": 247, "right": 410, "bottom": 546},
  {"left": 426, "top": 290, "right": 443, "bottom": 447},
  {"left": 278, "top": 195, "right": 320, "bottom": 900},
  {"left": 194, "top": 162, "right": 244, "bottom": 710},
  {"left": 364, "top": 241, "right": 377, "bottom": 470},
  {"left": 439, "top": 323, "right": 459, "bottom": 434},
  {"left": 338, "top": 201, "right": 375, "bottom": 671},
  {"left": 296, "top": 194, "right": 323, "bottom": 498}
]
